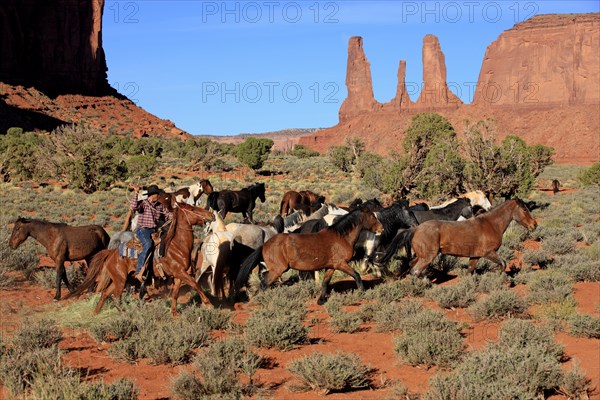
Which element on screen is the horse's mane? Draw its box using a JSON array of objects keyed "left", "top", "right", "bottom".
[
  {"left": 378, "top": 202, "right": 413, "bottom": 239},
  {"left": 283, "top": 209, "right": 305, "bottom": 227},
  {"left": 161, "top": 207, "right": 180, "bottom": 252},
  {"left": 303, "top": 203, "right": 329, "bottom": 221},
  {"left": 247, "top": 182, "right": 265, "bottom": 195},
  {"left": 17, "top": 217, "right": 66, "bottom": 227},
  {"left": 327, "top": 209, "right": 365, "bottom": 236}
]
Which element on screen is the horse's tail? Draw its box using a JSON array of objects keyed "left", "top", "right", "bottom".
[
  {"left": 377, "top": 228, "right": 415, "bottom": 265},
  {"left": 64, "top": 249, "right": 112, "bottom": 299},
  {"left": 234, "top": 245, "right": 264, "bottom": 297},
  {"left": 207, "top": 192, "right": 219, "bottom": 211},
  {"left": 100, "top": 228, "right": 111, "bottom": 249}
]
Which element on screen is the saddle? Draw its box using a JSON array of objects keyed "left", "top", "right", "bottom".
[{"left": 118, "top": 232, "right": 167, "bottom": 279}]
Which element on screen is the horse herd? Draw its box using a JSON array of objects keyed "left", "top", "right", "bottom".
[{"left": 8, "top": 180, "right": 538, "bottom": 315}]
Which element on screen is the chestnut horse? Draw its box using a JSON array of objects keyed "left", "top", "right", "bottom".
[
  {"left": 66, "top": 202, "right": 214, "bottom": 315},
  {"left": 279, "top": 190, "right": 325, "bottom": 216},
  {"left": 234, "top": 207, "right": 383, "bottom": 305},
  {"left": 378, "top": 198, "right": 537, "bottom": 277},
  {"left": 9, "top": 218, "right": 110, "bottom": 300}
]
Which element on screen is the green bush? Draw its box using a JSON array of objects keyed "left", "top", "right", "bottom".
[
  {"left": 290, "top": 144, "right": 319, "bottom": 158},
  {"left": 0, "top": 345, "right": 62, "bottom": 397},
  {"left": 12, "top": 319, "right": 62, "bottom": 350},
  {"left": 236, "top": 137, "right": 273, "bottom": 169},
  {"left": 365, "top": 276, "right": 431, "bottom": 303},
  {"left": 525, "top": 270, "right": 573, "bottom": 304},
  {"left": 288, "top": 351, "right": 372, "bottom": 394},
  {"left": 577, "top": 162, "right": 600, "bottom": 187},
  {"left": 0, "top": 128, "right": 46, "bottom": 181},
  {"left": 374, "top": 299, "right": 425, "bottom": 332}
]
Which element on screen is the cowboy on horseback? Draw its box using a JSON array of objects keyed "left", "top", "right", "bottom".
[{"left": 130, "top": 184, "right": 172, "bottom": 282}]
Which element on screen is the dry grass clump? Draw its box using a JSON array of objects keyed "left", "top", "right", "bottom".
[{"left": 287, "top": 351, "right": 373, "bottom": 394}]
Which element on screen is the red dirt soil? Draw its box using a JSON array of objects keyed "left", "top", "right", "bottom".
[{"left": 1, "top": 270, "right": 598, "bottom": 400}]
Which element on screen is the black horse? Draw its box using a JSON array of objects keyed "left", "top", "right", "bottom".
[
  {"left": 207, "top": 182, "right": 266, "bottom": 223},
  {"left": 410, "top": 197, "right": 473, "bottom": 224}
]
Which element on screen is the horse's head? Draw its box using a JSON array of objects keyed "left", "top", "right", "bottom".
[
  {"left": 179, "top": 203, "right": 215, "bottom": 225},
  {"left": 513, "top": 198, "right": 537, "bottom": 231},
  {"left": 9, "top": 217, "right": 31, "bottom": 249},
  {"left": 156, "top": 191, "right": 176, "bottom": 211},
  {"left": 362, "top": 209, "right": 384, "bottom": 234},
  {"left": 468, "top": 190, "right": 492, "bottom": 211}
]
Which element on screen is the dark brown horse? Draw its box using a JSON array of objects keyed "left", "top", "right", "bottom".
[
  {"left": 207, "top": 182, "right": 266, "bottom": 223},
  {"left": 378, "top": 198, "right": 537, "bottom": 277},
  {"left": 552, "top": 179, "right": 560, "bottom": 195},
  {"left": 279, "top": 190, "right": 325, "bottom": 216},
  {"left": 9, "top": 218, "right": 110, "bottom": 300},
  {"left": 234, "top": 207, "right": 383, "bottom": 305},
  {"left": 66, "top": 202, "right": 215, "bottom": 315}
]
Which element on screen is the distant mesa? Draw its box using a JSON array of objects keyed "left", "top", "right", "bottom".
[{"left": 300, "top": 13, "right": 600, "bottom": 164}]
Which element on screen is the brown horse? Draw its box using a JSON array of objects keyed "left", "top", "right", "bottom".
[
  {"left": 9, "top": 218, "right": 110, "bottom": 300},
  {"left": 279, "top": 190, "right": 325, "bottom": 216},
  {"left": 377, "top": 198, "right": 537, "bottom": 277},
  {"left": 66, "top": 202, "right": 215, "bottom": 315},
  {"left": 551, "top": 179, "right": 560, "bottom": 195},
  {"left": 234, "top": 207, "right": 383, "bottom": 305}
]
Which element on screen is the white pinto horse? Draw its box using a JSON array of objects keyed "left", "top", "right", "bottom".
[{"left": 430, "top": 190, "right": 492, "bottom": 212}]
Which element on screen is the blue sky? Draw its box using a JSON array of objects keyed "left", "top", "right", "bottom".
[{"left": 103, "top": 1, "right": 599, "bottom": 136}]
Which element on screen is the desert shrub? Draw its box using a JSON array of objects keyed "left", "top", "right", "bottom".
[
  {"left": 290, "top": 144, "right": 319, "bottom": 158},
  {"left": 323, "top": 289, "right": 363, "bottom": 315},
  {"left": 0, "top": 128, "right": 46, "bottom": 181},
  {"left": 179, "top": 306, "right": 232, "bottom": 331},
  {"left": 469, "top": 290, "right": 528, "bottom": 321},
  {"left": 522, "top": 248, "right": 552, "bottom": 268},
  {"left": 569, "top": 314, "right": 600, "bottom": 338},
  {"left": 365, "top": 276, "right": 431, "bottom": 303},
  {"left": 89, "top": 314, "right": 139, "bottom": 342},
  {"left": 328, "top": 145, "right": 354, "bottom": 173},
  {"left": 393, "top": 308, "right": 464, "bottom": 368},
  {"left": 171, "top": 372, "right": 207, "bottom": 400},
  {"left": 288, "top": 351, "right": 372, "bottom": 394},
  {"left": 533, "top": 298, "right": 578, "bottom": 322},
  {"left": 252, "top": 282, "right": 313, "bottom": 318},
  {"left": 525, "top": 269, "right": 573, "bottom": 304},
  {"left": 541, "top": 228, "right": 577, "bottom": 255},
  {"left": 244, "top": 307, "right": 309, "bottom": 350},
  {"left": 41, "top": 124, "right": 128, "bottom": 193},
  {"left": 426, "top": 318, "right": 565, "bottom": 400},
  {"left": 496, "top": 319, "right": 564, "bottom": 359},
  {"left": 0, "top": 217, "right": 39, "bottom": 287},
  {"left": 559, "top": 362, "right": 593, "bottom": 399},
  {"left": 175, "top": 337, "right": 263, "bottom": 398},
  {"left": 33, "top": 264, "right": 85, "bottom": 289},
  {"left": 428, "top": 275, "right": 478, "bottom": 308},
  {"left": 475, "top": 272, "right": 509, "bottom": 293},
  {"left": 0, "top": 345, "right": 62, "bottom": 397},
  {"left": 577, "top": 162, "right": 600, "bottom": 186},
  {"left": 374, "top": 299, "right": 425, "bottom": 332},
  {"left": 11, "top": 319, "right": 62, "bottom": 350},
  {"left": 126, "top": 153, "right": 158, "bottom": 178},
  {"left": 329, "top": 312, "right": 363, "bottom": 333},
  {"left": 83, "top": 377, "right": 139, "bottom": 400}
]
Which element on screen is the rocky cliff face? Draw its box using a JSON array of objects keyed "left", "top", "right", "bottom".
[
  {"left": 0, "top": 0, "right": 111, "bottom": 96},
  {"left": 415, "top": 35, "right": 462, "bottom": 108},
  {"left": 474, "top": 13, "right": 600, "bottom": 106},
  {"left": 338, "top": 37, "right": 378, "bottom": 122},
  {"left": 300, "top": 13, "right": 600, "bottom": 163}
]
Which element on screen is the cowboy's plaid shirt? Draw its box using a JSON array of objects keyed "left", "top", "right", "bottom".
[{"left": 130, "top": 192, "right": 173, "bottom": 229}]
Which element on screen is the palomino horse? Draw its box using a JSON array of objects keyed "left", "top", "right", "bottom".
[
  {"left": 279, "top": 190, "right": 325, "bottom": 216},
  {"left": 66, "top": 203, "right": 215, "bottom": 315},
  {"left": 234, "top": 207, "right": 383, "bottom": 305},
  {"left": 430, "top": 190, "right": 492, "bottom": 211},
  {"left": 9, "top": 218, "right": 110, "bottom": 300},
  {"left": 172, "top": 179, "right": 214, "bottom": 206},
  {"left": 207, "top": 182, "right": 266, "bottom": 224},
  {"left": 377, "top": 198, "right": 537, "bottom": 277}
]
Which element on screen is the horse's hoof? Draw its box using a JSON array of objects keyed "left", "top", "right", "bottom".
[{"left": 317, "top": 297, "right": 326, "bottom": 305}]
